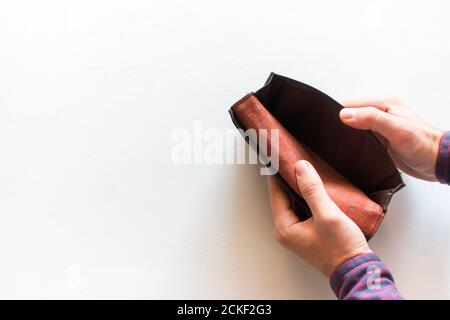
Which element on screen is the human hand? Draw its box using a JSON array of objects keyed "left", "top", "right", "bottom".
[
  {"left": 267, "top": 160, "right": 371, "bottom": 277},
  {"left": 339, "top": 98, "right": 443, "bottom": 181}
]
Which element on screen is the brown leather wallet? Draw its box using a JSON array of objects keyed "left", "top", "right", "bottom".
[{"left": 228, "top": 73, "right": 404, "bottom": 239}]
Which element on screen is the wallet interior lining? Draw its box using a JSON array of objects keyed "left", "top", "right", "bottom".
[{"left": 253, "top": 73, "right": 404, "bottom": 206}]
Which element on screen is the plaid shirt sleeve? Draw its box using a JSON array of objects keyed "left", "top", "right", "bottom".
[
  {"left": 328, "top": 131, "right": 450, "bottom": 300},
  {"left": 436, "top": 131, "right": 450, "bottom": 184},
  {"left": 329, "top": 252, "right": 403, "bottom": 300}
]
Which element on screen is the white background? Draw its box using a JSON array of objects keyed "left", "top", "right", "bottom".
[{"left": 0, "top": 0, "right": 449, "bottom": 299}]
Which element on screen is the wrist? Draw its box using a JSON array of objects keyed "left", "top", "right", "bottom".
[
  {"left": 436, "top": 130, "right": 450, "bottom": 184},
  {"left": 428, "top": 127, "right": 444, "bottom": 181},
  {"left": 326, "top": 247, "right": 373, "bottom": 278}
]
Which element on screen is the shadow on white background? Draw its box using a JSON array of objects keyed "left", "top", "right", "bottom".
[
  {"left": 195, "top": 164, "right": 450, "bottom": 299},
  {"left": 174, "top": 163, "right": 334, "bottom": 299}
]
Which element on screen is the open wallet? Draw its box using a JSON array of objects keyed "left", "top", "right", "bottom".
[{"left": 228, "top": 73, "right": 405, "bottom": 239}]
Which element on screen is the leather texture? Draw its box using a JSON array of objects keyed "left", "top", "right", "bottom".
[{"left": 229, "top": 73, "right": 404, "bottom": 239}]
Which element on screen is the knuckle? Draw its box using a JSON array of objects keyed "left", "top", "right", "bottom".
[
  {"left": 273, "top": 226, "right": 292, "bottom": 247},
  {"left": 365, "top": 107, "right": 381, "bottom": 122},
  {"left": 300, "top": 181, "right": 320, "bottom": 199}
]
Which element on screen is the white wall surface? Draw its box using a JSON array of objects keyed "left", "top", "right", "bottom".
[{"left": 0, "top": 0, "right": 449, "bottom": 299}]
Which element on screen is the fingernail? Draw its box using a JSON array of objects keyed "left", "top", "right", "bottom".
[
  {"left": 340, "top": 108, "right": 355, "bottom": 120},
  {"left": 295, "top": 160, "right": 311, "bottom": 176}
]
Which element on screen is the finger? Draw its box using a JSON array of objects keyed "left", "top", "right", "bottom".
[
  {"left": 339, "top": 107, "right": 406, "bottom": 141},
  {"left": 341, "top": 99, "right": 391, "bottom": 112},
  {"left": 267, "top": 175, "right": 290, "bottom": 210},
  {"left": 341, "top": 98, "right": 401, "bottom": 112},
  {"left": 294, "top": 160, "right": 336, "bottom": 219},
  {"left": 267, "top": 176, "right": 300, "bottom": 228},
  {"left": 282, "top": 218, "right": 314, "bottom": 244},
  {"left": 342, "top": 98, "right": 420, "bottom": 121}
]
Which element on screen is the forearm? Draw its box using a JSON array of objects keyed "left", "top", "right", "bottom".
[{"left": 329, "top": 252, "right": 403, "bottom": 300}]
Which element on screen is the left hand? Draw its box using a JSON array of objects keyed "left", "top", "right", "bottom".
[{"left": 267, "top": 160, "right": 372, "bottom": 277}]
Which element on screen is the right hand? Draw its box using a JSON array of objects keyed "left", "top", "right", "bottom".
[{"left": 339, "top": 98, "right": 443, "bottom": 181}]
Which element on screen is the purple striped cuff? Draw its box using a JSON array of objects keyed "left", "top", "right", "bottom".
[
  {"left": 436, "top": 131, "right": 450, "bottom": 185},
  {"left": 330, "top": 252, "right": 403, "bottom": 300}
]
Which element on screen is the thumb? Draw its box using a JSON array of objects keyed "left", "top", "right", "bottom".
[
  {"left": 339, "top": 107, "right": 404, "bottom": 141},
  {"left": 295, "top": 160, "right": 336, "bottom": 219}
]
